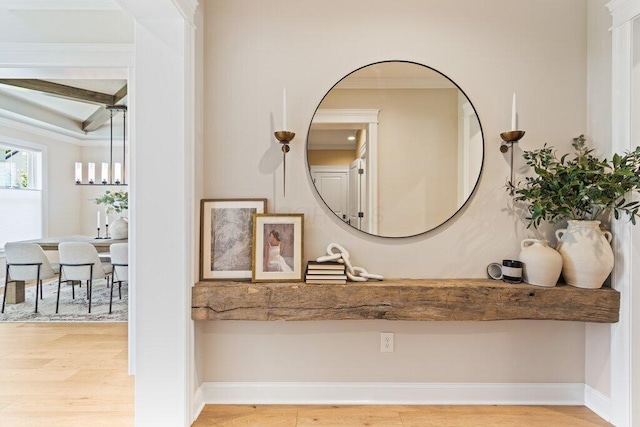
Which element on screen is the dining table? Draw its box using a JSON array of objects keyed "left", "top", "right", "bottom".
[{"left": 4, "top": 235, "right": 127, "bottom": 305}]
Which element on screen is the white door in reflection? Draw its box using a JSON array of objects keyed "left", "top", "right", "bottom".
[{"left": 311, "top": 167, "right": 349, "bottom": 222}]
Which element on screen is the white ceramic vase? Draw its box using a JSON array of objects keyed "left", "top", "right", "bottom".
[
  {"left": 110, "top": 217, "right": 128, "bottom": 239},
  {"left": 555, "top": 220, "right": 613, "bottom": 289},
  {"left": 519, "top": 239, "right": 563, "bottom": 287}
]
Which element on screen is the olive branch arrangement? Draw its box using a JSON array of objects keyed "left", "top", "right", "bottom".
[
  {"left": 507, "top": 135, "right": 640, "bottom": 228},
  {"left": 92, "top": 189, "right": 128, "bottom": 214}
]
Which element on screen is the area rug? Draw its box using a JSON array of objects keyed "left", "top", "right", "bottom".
[{"left": 0, "top": 279, "right": 127, "bottom": 322}]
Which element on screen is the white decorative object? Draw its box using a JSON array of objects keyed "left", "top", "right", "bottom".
[
  {"left": 519, "top": 239, "right": 562, "bottom": 287},
  {"left": 316, "top": 243, "right": 383, "bottom": 281},
  {"left": 110, "top": 217, "right": 128, "bottom": 239},
  {"left": 555, "top": 220, "right": 613, "bottom": 289}
]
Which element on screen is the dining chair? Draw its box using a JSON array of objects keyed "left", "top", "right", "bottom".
[
  {"left": 2, "top": 242, "right": 59, "bottom": 314},
  {"left": 109, "top": 243, "right": 128, "bottom": 314},
  {"left": 57, "top": 242, "right": 112, "bottom": 314}
]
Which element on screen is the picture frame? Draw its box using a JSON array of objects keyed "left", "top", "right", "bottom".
[
  {"left": 200, "top": 198, "right": 267, "bottom": 281},
  {"left": 252, "top": 213, "right": 304, "bottom": 282}
]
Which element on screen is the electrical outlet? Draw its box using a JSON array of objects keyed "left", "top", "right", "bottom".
[{"left": 380, "top": 332, "right": 394, "bottom": 352}]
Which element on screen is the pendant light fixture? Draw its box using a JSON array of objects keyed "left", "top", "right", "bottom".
[{"left": 75, "top": 105, "right": 127, "bottom": 186}]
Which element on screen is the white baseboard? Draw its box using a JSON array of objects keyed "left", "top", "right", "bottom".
[
  {"left": 192, "top": 381, "right": 587, "bottom": 419},
  {"left": 584, "top": 385, "right": 611, "bottom": 422}
]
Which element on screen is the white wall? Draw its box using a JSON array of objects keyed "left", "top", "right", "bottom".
[{"left": 199, "top": 0, "right": 589, "bottom": 386}]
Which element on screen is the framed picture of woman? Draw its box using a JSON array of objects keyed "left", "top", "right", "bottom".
[
  {"left": 200, "top": 198, "right": 267, "bottom": 281},
  {"left": 252, "top": 213, "right": 304, "bottom": 282}
]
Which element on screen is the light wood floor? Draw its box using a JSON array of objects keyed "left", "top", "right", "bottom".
[
  {"left": 194, "top": 405, "right": 611, "bottom": 426},
  {"left": 0, "top": 322, "right": 133, "bottom": 427},
  {"left": 0, "top": 322, "right": 611, "bottom": 426}
]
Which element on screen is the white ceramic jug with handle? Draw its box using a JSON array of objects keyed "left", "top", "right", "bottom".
[
  {"left": 555, "top": 220, "right": 613, "bottom": 289},
  {"left": 519, "top": 239, "right": 563, "bottom": 287}
]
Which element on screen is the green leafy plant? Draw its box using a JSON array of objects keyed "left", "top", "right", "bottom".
[
  {"left": 508, "top": 135, "right": 640, "bottom": 228},
  {"left": 93, "top": 189, "right": 128, "bottom": 214}
]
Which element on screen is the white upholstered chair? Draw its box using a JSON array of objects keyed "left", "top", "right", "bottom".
[
  {"left": 57, "top": 242, "right": 112, "bottom": 314},
  {"left": 2, "top": 242, "right": 59, "bottom": 314},
  {"left": 109, "top": 243, "right": 128, "bottom": 314}
]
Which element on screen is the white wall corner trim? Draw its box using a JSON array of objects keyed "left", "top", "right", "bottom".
[
  {"left": 584, "top": 385, "right": 612, "bottom": 423},
  {"left": 193, "top": 384, "right": 206, "bottom": 422},
  {"left": 194, "top": 382, "right": 586, "bottom": 414},
  {"left": 171, "top": 0, "right": 199, "bottom": 27},
  {"left": 609, "top": 1, "right": 638, "bottom": 426},
  {"left": 607, "top": 0, "right": 640, "bottom": 27}
]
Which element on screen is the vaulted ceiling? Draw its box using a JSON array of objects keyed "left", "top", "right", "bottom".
[
  {"left": 0, "top": 0, "right": 133, "bottom": 141},
  {"left": 0, "top": 79, "right": 128, "bottom": 139}
]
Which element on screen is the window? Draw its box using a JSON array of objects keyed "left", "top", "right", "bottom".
[{"left": 0, "top": 143, "right": 43, "bottom": 249}]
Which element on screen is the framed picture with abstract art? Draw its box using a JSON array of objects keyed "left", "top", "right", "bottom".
[
  {"left": 200, "top": 199, "right": 267, "bottom": 281},
  {"left": 252, "top": 213, "right": 304, "bottom": 282}
]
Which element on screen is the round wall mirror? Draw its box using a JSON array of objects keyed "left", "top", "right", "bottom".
[{"left": 307, "top": 61, "right": 484, "bottom": 238}]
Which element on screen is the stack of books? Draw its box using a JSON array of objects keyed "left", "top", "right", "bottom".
[{"left": 305, "top": 261, "right": 347, "bottom": 284}]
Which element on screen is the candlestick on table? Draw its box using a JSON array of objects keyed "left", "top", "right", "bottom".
[{"left": 97, "top": 211, "right": 100, "bottom": 229}]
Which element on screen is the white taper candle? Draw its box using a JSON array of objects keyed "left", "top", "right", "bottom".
[
  {"left": 282, "top": 88, "right": 287, "bottom": 130},
  {"left": 114, "top": 163, "right": 122, "bottom": 183},
  {"left": 88, "top": 162, "right": 95, "bottom": 183},
  {"left": 75, "top": 162, "right": 82, "bottom": 183},
  {"left": 101, "top": 162, "right": 109, "bottom": 183},
  {"left": 511, "top": 93, "right": 517, "bottom": 130}
]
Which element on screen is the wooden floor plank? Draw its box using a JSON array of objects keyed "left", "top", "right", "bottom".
[
  {"left": 195, "top": 405, "right": 611, "bottom": 427},
  {"left": 193, "top": 405, "right": 298, "bottom": 427},
  {"left": 0, "top": 412, "right": 134, "bottom": 427},
  {"left": 297, "top": 406, "right": 403, "bottom": 426},
  {"left": 0, "top": 323, "right": 133, "bottom": 426},
  {"left": 0, "top": 358, "right": 54, "bottom": 369}
]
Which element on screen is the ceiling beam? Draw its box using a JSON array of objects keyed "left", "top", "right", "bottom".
[
  {"left": 0, "top": 79, "right": 116, "bottom": 105},
  {"left": 82, "top": 84, "right": 128, "bottom": 132}
]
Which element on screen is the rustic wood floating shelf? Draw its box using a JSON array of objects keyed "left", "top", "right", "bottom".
[{"left": 191, "top": 278, "right": 620, "bottom": 323}]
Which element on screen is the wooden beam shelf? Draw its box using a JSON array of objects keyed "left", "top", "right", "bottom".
[{"left": 191, "top": 278, "right": 620, "bottom": 323}]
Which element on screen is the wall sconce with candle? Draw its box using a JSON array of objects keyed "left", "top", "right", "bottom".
[
  {"left": 275, "top": 89, "right": 295, "bottom": 197},
  {"left": 500, "top": 93, "right": 525, "bottom": 187}
]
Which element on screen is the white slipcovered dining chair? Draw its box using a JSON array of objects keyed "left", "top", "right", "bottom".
[
  {"left": 57, "top": 242, "right": 112, "bottom": 314},
  {"left": 2, "top": 242, "right": 59, "bottom": 314},
  {"left": 109, "top": 243, "right": 128, "bottom": 314}
]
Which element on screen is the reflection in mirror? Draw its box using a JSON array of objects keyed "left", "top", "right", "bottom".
[{"left": 307, "top": 61, "right": 483, "bottom": 238}]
